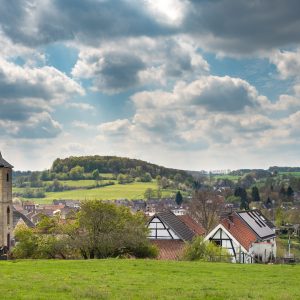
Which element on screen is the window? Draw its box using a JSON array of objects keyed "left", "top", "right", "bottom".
[
  {"left": 6, "top": 173, "right": 9, "bottom": 182},
  {"left": 7, "top": 234, "right": 10, "bottom": 250},
  {"left": 7, "top": 206, "right": 10, "bottom": 225}
]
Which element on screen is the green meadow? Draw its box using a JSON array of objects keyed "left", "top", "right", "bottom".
[
  {"left": 0, "top": 260, "right": 299, "bottom": 299},
  {"left": 13, "top": 181, "right": 177, "bottom": 203}
]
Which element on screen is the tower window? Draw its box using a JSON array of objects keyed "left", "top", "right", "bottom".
[
  {"left": 7, "top": 206, "right": 10, "bottom": 225},
  {"left": 6, "top": 173, "right": 9, "bottom": 182}
]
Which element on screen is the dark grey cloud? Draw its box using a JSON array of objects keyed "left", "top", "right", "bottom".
[
  {"left": 92, "top": 52, "right": 146, "bottom": 93},
  {"left": 192, "top": 78, "right": 255, "bottom": 112},
  {"left": 0, "top": 0, "right": 174, "bottom": 47},
  {"left": 184, "top": 0, "right": 300, "bottom": 54},
  {"left": 0, "top": 99, "right": 45, "bottom": 121}
]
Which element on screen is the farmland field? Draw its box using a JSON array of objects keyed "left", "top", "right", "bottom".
[
  {"left": 0, "top": 259, "right": 299, "bottom": 299},
  {"left": 13, "top": 181, "right": 177, "bottom": 203}
]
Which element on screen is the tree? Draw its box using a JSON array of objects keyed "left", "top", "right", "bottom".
[
  {"left": 279, "top": 186, "right": 286, "bottom": 197},
  {"left": 92, "top": 169, "right": 100, "bottom": 180},
  {"left": 175, "top": 191, "right": 183, "bottom": 206},
  {"left": 234, "top": 187, "right": 249, "bottom": 210},
  {"left": 69, "top": 165, "right": 84, "bottom": 180},
  {"left": 251, "top": 186, "right": 260, "bottom": 202},
  {"left": 76, "top": 201, "right": 154, "bottom": 259},
  {"left": 183, "top": 236, "right": 230, "bottom": 262},
  {"left": 189, "top": 191, "right": 222, "bottom": 232},
  {"left": 286, "top": 186, "right": 294, "bottom": 199},
  {"left": 144, "top": 188, "right": 154, "bottom": 200}
]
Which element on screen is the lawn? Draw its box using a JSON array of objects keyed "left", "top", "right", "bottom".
[
  {"left": 0, "top": 260, "right": 299, "bottom": 299},
  {"left": 13, "top": 182, "right": 177, "bottom": 203}
]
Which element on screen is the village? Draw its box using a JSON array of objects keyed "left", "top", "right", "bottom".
[{"left": 2, "top": 152, "right": 299, "bottom": 264}]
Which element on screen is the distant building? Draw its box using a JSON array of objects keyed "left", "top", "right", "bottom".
[
  {"left": 205, "top": 210, "right": 276, "bottom": 263},
  {"left": 147, "top": 211, "right": 204, "bottom": 260}
]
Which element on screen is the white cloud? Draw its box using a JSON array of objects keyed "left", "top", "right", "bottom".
[{"left": 270, "top": 49, "right": 300, "bottom": 79}]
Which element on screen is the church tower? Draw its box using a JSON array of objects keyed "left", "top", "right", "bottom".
[{"left": 0, "top": 152, "right": 13, "bottom": 250}]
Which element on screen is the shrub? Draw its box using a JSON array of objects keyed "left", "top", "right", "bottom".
[{"left": 183, "top": 236, "right": 231, "bottom": 262}]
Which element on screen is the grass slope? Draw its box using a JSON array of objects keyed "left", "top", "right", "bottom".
[
  {"left": 14, "top": 182, "right": 176, "bottom": 203},
  {"left": 0, "top": 260, "right": 299, "bottom": 299}
]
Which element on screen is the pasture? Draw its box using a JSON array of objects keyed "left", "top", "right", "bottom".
[{"left": 0, "top": 259, "right": 299, "bottom": 299}]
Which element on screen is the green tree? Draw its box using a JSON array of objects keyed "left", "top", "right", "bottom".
[
  {"left": 183, "top": 236, "right": 230, "bottom": 262},
  {"left": 69, "top": 165, "right": 84, "bottom": 180},
  {"left": 251, "top": 186, "right": 260, "bottom": 202},
  {"left": 76, "top": 201, "right": 154, "bottom": 259},
  {"left": 286, "top": 186, "right": 294, "bottom": 199},
  {"left": 175, "top": 191, "right": 183, "bottom": 206},
  {"left": 144, "top": 188, "right": 154, "bottom": 200},
  {"left": 234, "top": 187, "right": 249, "bottom": 210}
]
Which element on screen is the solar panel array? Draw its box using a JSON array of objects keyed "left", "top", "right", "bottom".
[{"left": 237, "top": 210, "right": 275, "bottom": 239}]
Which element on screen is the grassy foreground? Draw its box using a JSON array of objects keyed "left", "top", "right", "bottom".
[{"left": 0, "top": 260, "right": 299, "bottom": 299}]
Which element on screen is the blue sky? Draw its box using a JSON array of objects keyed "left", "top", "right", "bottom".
[{"left": 1, "top": 0, "right": 300, "bottom": 171}]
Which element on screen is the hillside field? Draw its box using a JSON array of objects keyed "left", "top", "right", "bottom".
[
  {"left": 13, "top": 181, "right": 178, "bottom": 203},
  {"left": 0, "top": 260, "right": 299, "bottom": 299}
]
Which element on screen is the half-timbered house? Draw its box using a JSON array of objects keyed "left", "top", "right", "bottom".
[
  {"left": 147, "top": 211, "right": 205, "bottom": 260},
  {"left": 205, "top": 210, "right": 276, "bottom": 263}
]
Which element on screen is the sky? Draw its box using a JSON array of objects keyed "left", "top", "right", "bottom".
[{"left": 1, "top": 0, "right": 300, "bottom": 171}]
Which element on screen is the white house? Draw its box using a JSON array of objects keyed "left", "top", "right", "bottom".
[{"left": 205, "top": 210, "right": 276, "bottom": 263}]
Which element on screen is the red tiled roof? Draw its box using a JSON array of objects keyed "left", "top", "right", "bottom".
[
  {"left": 221, "top": 214, "right": 257, "bottom": 251},
  {"left": 178, "top": 215, "right": 205, "bottom": 236},
  {"left": 151, "top": 240, "right": 185, "bottom": 260}
]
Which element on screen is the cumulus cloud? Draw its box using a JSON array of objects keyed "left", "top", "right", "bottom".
[
  {"left": 183, "top": 0, "right": 300, "bottom": 56},
  {"left": 72, "top": 37, "right": 209, "bottom": 93},
  {"left": 270, "top": 49, "right": 300, "bottom": 79},
  {"left": 0, "top": 57, "right": 84, "bottom": 138},
  {"left": 66, "top": 102, "right": 94, "bottom": 110},
  {"left": 0, "top": 0, "right": 174, "bottom": 47}
]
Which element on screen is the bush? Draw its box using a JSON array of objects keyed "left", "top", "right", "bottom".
[{"left": 183, "top": 236, "right": 231, "bottom": 262}]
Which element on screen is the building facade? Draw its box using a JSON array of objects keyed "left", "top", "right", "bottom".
[
  {"left": 205, "top": 210, "right": 276, "bottom": 263},
  {"left": 0, "top": 153, "right": 13, "bottom": 251}
]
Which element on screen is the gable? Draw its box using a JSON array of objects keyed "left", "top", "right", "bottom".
[
  {"left": 148, "top": 217, "right": 180, "bottom": 240},
  {"left": 205, "top": 224, "right": 248, "bottom": 253}
]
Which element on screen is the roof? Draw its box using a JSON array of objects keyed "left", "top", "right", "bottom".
[
  {"left": 151, "top": 240, "right": 185, "bottom": 260},
  {"left": 178, "top": 215, "right": 205, "bottom": 236},
  {"left": 221, "top": 214, "right": 257, "bottom": 251},
  {"left": 153, "top": 211, "right": 196, "bottom": 241},
  {"left": 219, "top": 210, "right": 275, "bottom": 251},
  {"left": 236, "top": 210, "right": 275, "bottom": 239},
  {"left": 0, "top": 152, "right": 13, "bottom": 168},
  {"left": 13, "top": 209, "right": 35, "bottom": 228}
]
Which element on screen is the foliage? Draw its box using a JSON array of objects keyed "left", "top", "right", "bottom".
[
  {"left": 68, "top": 201, "right": 156, "bottom": 259},
  {"left": 251, "top": 186, "right": 260, "bottom": 202},
  {"left": 234, "top": 187, "right": 249, "bottom": 210},
  {"left": 69, "top": 166, "right": 85, "bottom": 180},
  {"left": 183, "top": 236, "right": 231, "bottom": 262},
  {"left": 175, "top": 191, "right": 183, "bottom": 206},
  {"left": 51, "top": 155, "right": 191, "bottom": 182}
]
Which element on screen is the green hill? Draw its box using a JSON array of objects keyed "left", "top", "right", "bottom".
[{"left": 0, "top": 260, "right": 299, "bottom": 299}]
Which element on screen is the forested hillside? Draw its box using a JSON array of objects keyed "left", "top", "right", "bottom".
[{"left": 51, "top": 155, "right": 191, "bottom": 181}]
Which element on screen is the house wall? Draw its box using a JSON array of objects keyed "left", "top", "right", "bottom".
[
  {"left": 250, "top": 239, "right": 276, "bottom": 263},
  {"left": 0, "top": 167, "right": 13, "bottom": 249}
]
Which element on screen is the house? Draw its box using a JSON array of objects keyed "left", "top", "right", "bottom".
[
  {"left": 147, "top": 211, "right": 205, "bottom": 260},
  {"left": 205, "top": 210, "right": 276, "bottom": 263}
]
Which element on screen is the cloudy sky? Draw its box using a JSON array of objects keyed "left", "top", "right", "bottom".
[{"left": 1, "top": 0, "right": 300, "bottom": 171}]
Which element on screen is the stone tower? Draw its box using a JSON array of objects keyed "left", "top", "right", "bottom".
[{"left": 0, "top": 152, "right": 13, "bottom": 250}]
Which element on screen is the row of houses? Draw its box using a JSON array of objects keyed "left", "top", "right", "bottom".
[{"left": 147, "top": 209, "right": 276, "bottom": 263}]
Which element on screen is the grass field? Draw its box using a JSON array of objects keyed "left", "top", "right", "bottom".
[
  {"left": 279, "top": 172, "right": 300, "bottom": 177},
  {"left": 13, "top": 182, "right": 177, "bottom": 203},
  {"left": 212, "top": 174, "right": 241, "bottom": 181},
  {"left": 0, "top": 260, "right": 299, "bottom": 299}
]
